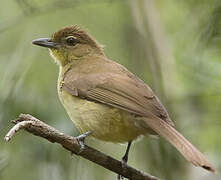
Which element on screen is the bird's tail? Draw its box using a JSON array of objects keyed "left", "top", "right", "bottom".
[{"left": 142, "top": 116, "right": 215, "bottom": 173}]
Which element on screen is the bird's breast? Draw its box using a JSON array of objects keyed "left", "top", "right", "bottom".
[{"left": 58, "top": 89, "right": 145, "bottom": 143}]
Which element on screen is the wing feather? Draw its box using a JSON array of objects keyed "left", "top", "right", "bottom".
[
  {"left": 63, "top": 70, "right": 173, "bottom": 126},
  {"left": 61, "top": 58, "right": 215, "bottom": 172}
]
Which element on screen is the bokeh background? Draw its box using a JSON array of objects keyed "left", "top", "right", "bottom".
[{"left": 0, "top": 0, "right": 221, "bottom": 179}]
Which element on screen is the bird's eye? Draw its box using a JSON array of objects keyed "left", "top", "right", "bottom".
[{"left": 66, "top": 36, "right": 77, "bottom": 46}]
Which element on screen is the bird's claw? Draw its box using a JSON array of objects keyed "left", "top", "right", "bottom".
[
  {"left": 121, "top": 155, "right": 128, "bottom": 169},
  {"left": 75, "top": 131, "right": 92, "bottom": 154},
  {"left": 117, "top": 141, "right": 132, "bottom": 180},
  {"left": 117, "top": 157, "right": 128, "bottom": 180}
]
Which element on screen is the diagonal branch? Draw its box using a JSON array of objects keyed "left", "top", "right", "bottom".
[{"left": 4, "top": 113, "right": 160, "bottom": 180}]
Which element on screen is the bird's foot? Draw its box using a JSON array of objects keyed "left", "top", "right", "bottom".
[
  {"left": 117, "top": 156, "right": 128, "bottom": 180},
  {"left": 75, "top": 131, "right": 92, "bottom": 154},
  {"left": 117, "top": 141, "right": 132, "bottom": 180},
  {"left": 121, "top": 154, "right": 128, "bottom": 169}
]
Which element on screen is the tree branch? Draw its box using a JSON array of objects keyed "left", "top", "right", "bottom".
[{"left": 4, "top": 114, "right": 160, "bottom": 180}]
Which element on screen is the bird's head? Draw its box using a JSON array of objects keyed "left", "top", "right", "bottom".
[{"left": 32, "top": 26, "right": 104, "bottom": 66}]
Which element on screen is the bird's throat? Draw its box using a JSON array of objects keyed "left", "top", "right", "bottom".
[{"left": 49, "top": 49, "right": 70, "bottom": 66}]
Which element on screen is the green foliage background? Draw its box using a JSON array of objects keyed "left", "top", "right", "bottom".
[{"left": 0, "top": 0, "right": 220, "bottom": 179}]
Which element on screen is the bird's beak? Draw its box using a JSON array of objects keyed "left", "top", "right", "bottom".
[{"left": 32, "top": 38, "right": 58, "bottom": 49}]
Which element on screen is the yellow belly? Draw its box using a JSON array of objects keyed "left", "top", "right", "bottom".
[{"left": 59, "top": 90, "right": 145, "bottom": 143}]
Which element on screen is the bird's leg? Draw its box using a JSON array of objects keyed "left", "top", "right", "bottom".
[
  {"left": 117, "top": 141, "right": 132, "bottom": 180},
  {"left": 121, "top": 141, "right": 132, "bottom": 168},
  {"left": 75, "top": 131, "right": 92, "bottom": 154}
]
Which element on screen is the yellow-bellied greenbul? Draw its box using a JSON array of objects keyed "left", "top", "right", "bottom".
[{"left": 32, "top": 26, "right": 215, "bottom": 173}]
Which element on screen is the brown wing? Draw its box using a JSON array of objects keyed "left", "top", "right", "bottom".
[
  {"left": 62, "top": 63, "right": 174, "bottom": 126},
  {"left": 62, "top": 59, "right": 215, "bottom": 172}
]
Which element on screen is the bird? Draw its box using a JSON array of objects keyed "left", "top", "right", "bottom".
[{"left": 32, "top": 25, "right": 215, "bottom": 174}]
